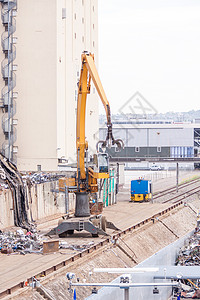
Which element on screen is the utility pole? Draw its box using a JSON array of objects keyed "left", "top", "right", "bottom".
[
  {"left": 124, "top": 287, "right": 129, "bottom": 300},
  {"left": 176, "top": 162, "right": 179, "bottom": 193}
]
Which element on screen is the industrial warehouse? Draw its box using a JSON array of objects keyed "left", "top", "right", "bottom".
[
  {"left": 0, "top": 1, "right": 200, "bottom": 300},
  {"left": 100, "top": 118, "right": 200, "bottom": 169}
]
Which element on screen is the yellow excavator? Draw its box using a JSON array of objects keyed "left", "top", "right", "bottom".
[
  {"left": 75, "top": 51, "right": 123, "bottom": 217},
  {"left": 49, "top": 52, "right": 123, "bottom": 237}
]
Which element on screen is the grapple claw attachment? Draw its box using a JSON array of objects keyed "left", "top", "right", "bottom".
[{"left": 113, "top": 138, "right": 124, "bottom": 151}]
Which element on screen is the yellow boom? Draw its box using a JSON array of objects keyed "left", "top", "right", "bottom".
[{"left": 77, "top": 52, "right": 123, "bottom": 185}]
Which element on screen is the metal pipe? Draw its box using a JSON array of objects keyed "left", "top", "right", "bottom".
[
  {"left": 69, "top": 281, "right": 178, "bottom": 300},
  {"left": 65, "top": 185, "right": 69, "bottom": 215},
  {"left": 7, "top": 0, "right": 11, "bottom": 161},
  {"left": 187, "top": 279, "right": 199, "bottom": 290},
  {"left": 124, "top": 288, "right": 129, "bottom": 300},
  {"left": 70, "top": 282, "right": 178, "bottom": 288},
  {"left": 93, "top": 267, "right": 159, "bottom": 273}
]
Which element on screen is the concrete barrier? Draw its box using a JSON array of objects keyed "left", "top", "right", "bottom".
[
  {"left": 0, "top": 189, "right": 14, "bottom": 228},
  {"left": 87, "top": 230, "right": 194, "bottom": 300},
  {"left": 0, "top": 181, "right": 76, "bottom": 229}
]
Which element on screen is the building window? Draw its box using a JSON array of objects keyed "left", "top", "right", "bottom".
[
  {"left": 93, "top": 5, "right": 95, "bottom": 12},
  {"left": 115, "top": 147, "right": 120, "bottom": 153},
  {"left": 93, "top": 24, "right": 94, "bottom": 30},
  {"left": 75, "top": 90, "right": 78, "bottom": 101},
  {"left": 74, "top": 33, "right": 76, "bottom": 39},
  {"left": 62, "top": 8, "right": 66, "bottom": 19},
  {"left": 157, "top": 146, "right": 161, "bottom": 152},
  {"left": 37, "top": 165, "right": 41, "bottom": 171},
  {"left": 82, "top": 0, "right": 84, "bottom": 5},
  {"left": 82, "top": 17, "right": 84, "bottom": 24},
  {"left": 135, "top": 147, "right": 140, "bottom": 152},
  {"left": 82, "top": 36, "right": 84, "bottom": 43},
  {"left": 13, "top": 146, "right": 18, "bottom": 153},
  {"left": 93, "top": 41, "right": 95, "bottom": 47},
  {"left": 74, "top": 13, "right": 76, "bottom": 20}
]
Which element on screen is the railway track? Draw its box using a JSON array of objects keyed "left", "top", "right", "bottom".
[
  {"left": 0, "top": 201, "right": 184, "bottom": 299},
  {"left": 153, "top": 177, "right": 200, "bottom": 200},
  {"left": 163, "top": 185, "right": 200, "bottom": 204}
]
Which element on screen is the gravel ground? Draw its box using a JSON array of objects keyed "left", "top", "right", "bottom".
[
  {"left": 11, "top": 203, "right": 200, "bottom": 299},
  {"left": 4, "top": 170, "right": 200, "bottom": 300}
]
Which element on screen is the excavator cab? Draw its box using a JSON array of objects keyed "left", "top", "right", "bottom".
[{"left": 98, "top": 153, "right": 109, "bottom": 173}]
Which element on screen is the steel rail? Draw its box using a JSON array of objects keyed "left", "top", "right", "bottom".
[
  {"left": 153, "top": 177, "right": 200, "bottom": 200},
  {"left": 0, "top": 201, "right": 184, "bottom": 299},
  {"left": 163, "top": 186, "right": 200, "bottom": 204}
]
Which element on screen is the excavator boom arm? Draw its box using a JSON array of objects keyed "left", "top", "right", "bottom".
[
  {"left": 77, "top": 52, "right": 123, "bottom": 183},
  {"left": 84, "top": 54, "right": 111, "bottom": 124}
]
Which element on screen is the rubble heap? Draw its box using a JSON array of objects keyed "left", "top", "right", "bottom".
[
  {"left": 173, "top": 227, "right": 200, "bottom": 299},
  {"left": 22, "top": 172, "right": 64, "bottom": 184},
  {"left": 0, "top": 229, "right": 43, "bottom": 255},
  {"left": 0, "top": 229, "right": 94, "bottom": 255},
  {"left": 176, "top": 228, "right": 200, "bottom": 266},
  {"left": 0, "top": 153, "right": 34, "bottom": 231},
  {"left": 0, "top": 229, "right": 43, "bottom": 254}
]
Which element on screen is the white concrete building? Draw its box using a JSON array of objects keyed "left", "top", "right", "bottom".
[{"left": 0, "top": 0, "right": 99, "bottom": 171}]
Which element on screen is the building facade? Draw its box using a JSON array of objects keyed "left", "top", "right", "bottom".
[
  {"left": 0, "top": 0, "right": 99, "bottom": 171},
  {"left": 100, "top": 120, "right": 200, "bottom": 169}
]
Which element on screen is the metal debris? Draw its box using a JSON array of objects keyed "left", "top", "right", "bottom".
[
  {"left": 176, "top": 228, "right": 200, "bottom": 266},
  {"left": 0, "top": 153, "right": 34, "bottom": 231},
  {"left": 0, "top": 153, "right": 64, "bottom": 231},
  {"left": 59, "top": 240, "right": 94, "bottom": 251},
  {"left": 0, "top": 230, "right": 95, "bottom": 255},
  {"left": 172, "top": 226, "right": 200, "bottom": 298},
  {"left": 0, "top": 229, "right": 43, "bottom": 254},
  {"left": 0, "top": 183, "right": 8, "bottom": 189},
  {"left": 22, "top": 172, "right": 63, "bottom": 184}
]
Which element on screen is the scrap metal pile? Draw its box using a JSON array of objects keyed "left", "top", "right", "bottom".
[
  {"left": 173, "top": 227, "right": 200, "bottom": 299},
  {"left": 0, "top": 153, "right": 34, "bottom": 231},
  {"left": 0, "top": 153, "right": 64, "bottom": 231},
  {"left": 0, "top": 228, "right": 43, "bottom": 255},
  {"left": 176, "top": 227, "right": 200, "bottom": 267},
  {"left": 0, "top": 228, "right": 94, "bottom": 255},
  {"left": 22, "top": 172, "right": 63, "bottom": 184}
]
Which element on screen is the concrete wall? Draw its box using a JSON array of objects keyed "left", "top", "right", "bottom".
[
  {"left": 0, "top": 181, "right": 75, "bottom": 229},
  {"left": 27, "top": 181, "right": 67, "bottom": 221},
  {"left": 87, "top": 230, "right": 194, "bottom": 300},
  {"left": 0, "top": 189, "right": 14, "bottom": 228}
]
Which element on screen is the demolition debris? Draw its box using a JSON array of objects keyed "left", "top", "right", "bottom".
[
  {"left": 22, "top": 172, "right": 63, "bottom": 184},
  {"left": 0, "top": 229, "right": 94, "bottom": 255},
  {"left": 172, "top": 226, "right": 200, "bottom": 299},
  {"left": 176, "top": 228, "right": 200, "bottom": 266}
]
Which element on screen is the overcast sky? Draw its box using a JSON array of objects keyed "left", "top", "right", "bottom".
[{"left": 98, "top": 0, "right": 200, "bottom": 115}]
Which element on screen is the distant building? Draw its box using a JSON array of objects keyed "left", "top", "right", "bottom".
[
  {"left": 0, "top": 0, "right": 99, "bottom": 171},
  {"left": 100, "top": 119, "right": 200, "bottom": 169}
]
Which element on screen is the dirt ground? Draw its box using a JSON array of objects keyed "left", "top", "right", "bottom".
[
  {"left": 2, "top": 170, "right": 200, "bottom": 300},
  {"left": 10, "top": 201, "right": 198, "bottom": 300}
]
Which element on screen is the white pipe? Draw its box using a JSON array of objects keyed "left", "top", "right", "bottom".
[
  {"left": 93, "top": 267, "right": 159, "bottom": 273},
  {"left": 70, "top": 282, "right": 178, "bottom": 288}
]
